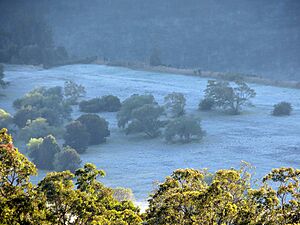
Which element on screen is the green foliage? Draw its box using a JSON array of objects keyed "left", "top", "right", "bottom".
[
  {"left": 164, "top": 92, "right": 186, "bottom": 117},
  {"left": 204, "top": 80, "right": 256, "bottom": 114},
  {"left": 199, "top": 98, "right": 215, "bottom": 111},
  {"left": 64, "top": 120, "right": 90, "bottom": 153},
  {"left": 27, "top": 135, "right": 61, "bottom": 170},
  {"left": 125, "top": 104, "right": 165, "bottom": 138},
  {"left": 0, "top": 64, "right": 7, "bottom": 88},
  {"left": 53, "top": 146, "right": 81, "bottom": 173},
  {"left": 13, "top": 86, "right": 72, "bottom": 127},
  {"left": 117, "top": 94, "right": 156, "bottom": 128},
  {"left": 165, "top": 116, "right": 204, "bottom": 143},
  {"left": 64, "top": 80, "right": 86, "bottom": 105},
  {"left": 272, "top": 101, "right": 292, "bottom": 116},
  {"left": 145, "top": 163, "right": 300, "bottom": 225},
  {"left": 18, "top": 117, "right": 59, "bottom": 142},
  {"left": 79, "top": 95, "right": 121, "bottom": 113},
  {"left": 113, "top": 187, "right": 135, "bottom": 202},
  {"left": 0, "top": 128, "right": 47, "bottom": 224},
  {"left": 150, "top": 48, "right": 162, "bottom": 66},
  {"left": 0, "top": 109, "right": 13, "bottom": 128},
  {"left": 77, "top": 114, "right": 110, "bottom": 145}
]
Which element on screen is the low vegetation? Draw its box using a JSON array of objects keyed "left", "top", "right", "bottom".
[
  {"left": 79, "top": 95, "right": 121, "bottom": 113},
  {"left": 272, "top": 101, "right": 293, "bottom": 116}
]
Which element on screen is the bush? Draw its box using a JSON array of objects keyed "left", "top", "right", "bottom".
[
  {"left": 164, "top": 92, "right": 186, "bottom": 117},
  {"left": 0, "top": 109, "right": 13, "bottom": 128},
  {"left": 272, "top": 102, "right": 292, "bottom": 116},
  {"left": 199, "top": 98, "right": 215, "bottom": 111},
  {"left": 27, "top": 135, "right": 61, "bottom": 170},
  {"left": 64, "top": 121, "right": 90, "bottom": 153},
  {"left": 117, "top": 94, "right": 156, "bottom": 128},
  {"left": 77, "top": 114, "right": 110, "bottom": 145},
  {"left": 18, "top": 117, "right": 59, "bottom": 142},
  {"left": 165, "top": 116, "right": 204, "bottom": 143},
  {"left": 79, "top": 95, "right": 121, "bottom": 113},
  {"left": 53, "top": 146, "right": 81, "bottom": 172},
  {"left": 125, "top": 104, "right": 165, "bottom": 138}
]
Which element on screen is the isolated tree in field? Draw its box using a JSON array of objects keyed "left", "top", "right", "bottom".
[
  {"left": 53, "top": 146, "right": 81, "bottom": 172},
  {"left": 204, "top": 80, "right": 256, "bottom": 114},
  {"left": 117, "top": 94, "right": 156, "bottom": 128},
  {"left": 27, "top": 135, "right": 61, "bottom": 170},
  {"left": 165, "top": 116, "right": 204, "bottom": 143},
  {"left": 164, "top": 92, "right": 186, "bottom": 117},
  {"left": 272, "top": 101, "right": 292, "bottom": 116},
  {"left": 77, "top": 114, "right": 110, "bottom": 145},
  {"left": 64, "top": 120, "right": 90, "bottom": 153},
  {"left": 64, "top": 80, "right": 86, "bottom": 104},
  {"left": 125, "top": 104, "right": 165, "bottom": 138}
]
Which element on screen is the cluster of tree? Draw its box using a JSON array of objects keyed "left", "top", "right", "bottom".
[
  {"left": 1, "top": 129, "right": 299, "bottom": 224},
  {"left": 79, "top": 95, "right": 121, "bottom": 113},
  {"left": 199, "top": 80, "right": 256, "bottom": 115},
  {"left": 0, "top": 11, "right": 68, "bottom": 67},
  {"left": 64, "top": 114, "right": 110, "bottom": 153},
  {"left": 0, "top": 128, "right": 142, "bottom": 224},
  {"left": 117, "top": 93, "right": 204, "bottom": 143}
]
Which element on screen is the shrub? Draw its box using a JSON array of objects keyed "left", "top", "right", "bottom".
[
  {"left": 0, "top": 109, "right": 13, "bottom": 128},
  {"left": 199, "top": 98, "right": 215, "bottom": 111},
  {"left": 165, "top": 116, "right": 204, "bottom": 143},
  {"left": 117, "top": 94, "right": 156, "bottom": 128},
  {"left": 64, "top": 121, "right": 90, "bottom": 153},
  {"left": 64, "top": 80, "right": 86, "bottom": 105},
  {"left": 18, "top": 117, "right": 59, "bottom": 142},
  {"left": 27, "top": 135, "right": 61, "bottom": 170},
  {"left": 125, "top": 104, "right": 165, "bottom": 138},
  {"left": 77, "top": 114, "right": 110, "bottom": 145},
  {"left": 272, "top": 102, "right": 292, "bottom": 116},
  {"left": 164, "top": 92, "right": 186, "bottom": 117},
  {"left": 53, "top": 146, "right": 81, "bottom": 172}
]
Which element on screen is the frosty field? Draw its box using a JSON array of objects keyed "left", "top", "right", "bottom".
[{"left": 2, "top": 64, "right": 300, "bottom": 206}]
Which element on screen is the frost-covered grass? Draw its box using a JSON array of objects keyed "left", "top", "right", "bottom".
[{"left": 2, "top": 64, "right": 300, "bottom": 204}]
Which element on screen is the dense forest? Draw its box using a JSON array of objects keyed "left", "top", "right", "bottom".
[{"left": 0, "top": 0, "right": 299, "bottom": 79}]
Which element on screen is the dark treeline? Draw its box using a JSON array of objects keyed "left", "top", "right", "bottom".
[{"left": 1, "top": 0, "right": 299, "bottom": 79}]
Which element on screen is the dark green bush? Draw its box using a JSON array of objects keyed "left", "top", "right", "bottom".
[
  {"left": 272, "top": 102, "right": 292, "bottom": 116},
  {"left": 53, "top": 146, "right": 81, "bottom": 173},
  {"left": 79, "top": 95, "right": 121, "bottom": 113},
  {"left": 199, "top": 98, "right": 215, "bottom": 111}
]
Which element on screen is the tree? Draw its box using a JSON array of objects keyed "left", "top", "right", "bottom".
[
  {"left": 272, "top": 101, "right": 292, "bottom": 116},
  {"left": 204, "top": 80, "right": 256, "bottom": 114},
  {"left": 18, "top": 117, "right": 59, "bottom": 142},
  {"left": 164, "top": 92, "right": 186, "bottom": 117},
  {"left": 0, "top": 128, "right": 47, "bottom": 224},
  {"left": 27, "top": 135, "right": 61, "bottom": 170},
  {"left": 199, "top": 98, "right": 214, "bottom": 111},
  {"left": 150, "top": 48, "right": 162, "bottom": 66},
  {"left": 0, "top": 64, "right": 7, "bottom": 88},
  {"left": 79, "top": 95, "right": 121, "bottom": 113},
  {"left": 0, "top": 109, "right": 13, "bottom": 128},
  {"left": 53, "top": 146, "right": 81, "bottom": 173},
  {"left": 13, "top": 107, "right": 40, "bottom": 128},
  {"left": 117, "top": 94, "right": 157, "bottom": 128},
  {"left": 126, "top": 104, "right": 165, "bottom": 138},
  {"left": 63, "top": 121, "right": 90, "bottom": 153},
  {"left": 64, "top": 80, "right": 86, "bottom": 105},
  {"left": 77, "top": 114, "right": 110, "bottom": 145},
  {"left": 165, "top": 116, "right": 204, "bottom": 143}
]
